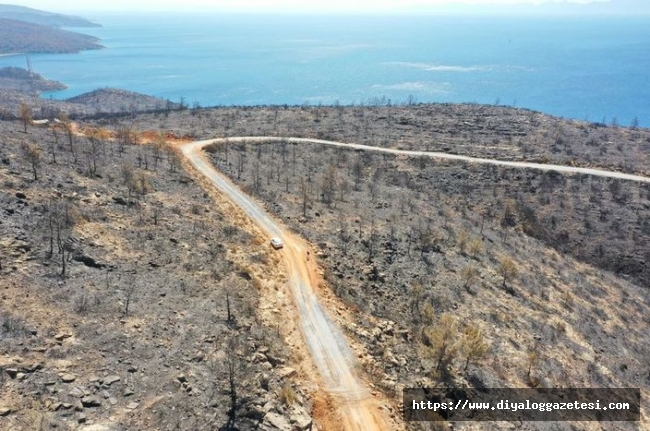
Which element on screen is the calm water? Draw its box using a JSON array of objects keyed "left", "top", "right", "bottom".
[{"left": 2, "top": 13, "right": 649, "bottom": 126}]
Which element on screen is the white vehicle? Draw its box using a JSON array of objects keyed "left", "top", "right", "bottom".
[{"left": 270, "top": 237, "right": 284, "bottom": 250}]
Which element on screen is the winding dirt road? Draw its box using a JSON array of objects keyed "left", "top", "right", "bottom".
[
  {"left": 181, "top": 139, "right": 391, "bottom": 431},
  {"left": 211, "top": 136, "right": 650, "bottom": 183},
  {"left": 181, "top": 136, "right": 650, "bottom": 431}
]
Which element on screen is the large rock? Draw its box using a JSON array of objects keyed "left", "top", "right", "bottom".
[
  {"left": 112, "top": 196, "right": 128, "bottom": 206},
  {"left": 263, "top": 412, "right": 292, "bottom": 431},
  {"left": 290, "top": 408, "right": 313, "bottom": 431},
  {"left": 102, "top": 375, "right": 120, "bottom": 386},
  {"left": 69, "top": 387, "right": 86, "bottom": 398},
  {"left": 54, "top": 332, "right": 72, "bottom": 341},
  {"left": 241, "top": 404, "right": 266, "bottom": 421},
  {"left": 73, "top": 253, "right": 106, "bottom": 269},
  {"left": 251, "top": 352, "right": 268, "bottom": 363},
  {"left": 61, "top": 373, "right": 76, "bottom": 383},
  {"left": 81, "top": 396, "right": 101, "bottom": 408},
  {"left": 263, "top": 402, "right": 277, "bottom": 413},
  {"left": 23, "top": 363, "right": 43, "bottom": 373},
  {"left": 277, "top": 367, "right": 296, "bottom": 379},
  {"left": 81, "top": 425, "right": 116, "bottom": 431}
]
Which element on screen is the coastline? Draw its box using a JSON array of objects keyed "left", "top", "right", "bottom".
[{"left": 0, "top": 14, "right": 647, "bottom": 126}]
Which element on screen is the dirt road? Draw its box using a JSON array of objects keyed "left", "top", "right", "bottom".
[
  {"left": 181, "top": 135, "right": 650, "bottom": 430},
  {"left": 211, "top": 136, "right": 650, "bottom": 183},
  {"left": 181, "top": 139, "right": 391, "bottom": 431}
]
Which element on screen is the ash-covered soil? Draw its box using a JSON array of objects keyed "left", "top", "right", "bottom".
[
  {"left": 0, "top": 120, "right": 313, "bottom": 430},
  {"left": 117, "top": 104, "right": 650, "bottom": 176},
  {"left": 2, "top": 101, "right": 649, "bottom": 430},
  {"left": 207, "top": 138, "right": 650, "bottom": 430}
]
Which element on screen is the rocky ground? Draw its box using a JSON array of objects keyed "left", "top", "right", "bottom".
[
  {"left": 100, "top": 105, "right": 650, "bottom": 289},
  {"left": 6, "top": 96, "right": 650, "bottom": 176},
  {"left": 2, "top": 102, "right": 649, "bottom": 430},
  {"left": 113, "top": 104, "right": 650, "bottom": 176},
  {"left": 90, "top": 102, "right": 650, "bottom": 430},
  {"left": 0, "top": 120, "right": 313, "bottom": 430},
  {"left": 205, "top": 139, "right": 649, "bottom": 430}
]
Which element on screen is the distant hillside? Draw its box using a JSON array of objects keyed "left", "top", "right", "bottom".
[
  {"left": 0, "top": 87, "right": 180, "bottom": 119},
  {"left": 0, "top": 18, "right": 102, "bottom": 54},
  {"left": 66, "top": 88, "right": 181, "bottom": 113},
  {"left": 0, "top": 4, "right": 100, "bottom": 27},
  {"left": 0, "top": 66, "right": 66, "bottom": 94}
]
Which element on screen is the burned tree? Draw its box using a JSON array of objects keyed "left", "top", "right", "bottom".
[
  {"left": 18, "top": 102, "right": 32, "bottom": 133},
  {"left": 21, "top": 142, "right": 42, "bottom": 180},
  {"left": 45, "top": 197, "right": 80, "bottom": 276}
]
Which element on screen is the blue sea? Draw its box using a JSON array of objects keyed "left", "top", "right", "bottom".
[{"left": 1, "top": 13, "right": 649, "bottom": 126}]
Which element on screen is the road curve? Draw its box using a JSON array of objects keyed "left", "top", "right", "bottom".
[
  {"left": 181, "top": 135, "right": 650, "bottom": 430},
  {"left": 215, "top": 136, "right": 650, "bottom": 183},
  {"left": 181, "top": 139, "right": 391, "bottom": 431}
]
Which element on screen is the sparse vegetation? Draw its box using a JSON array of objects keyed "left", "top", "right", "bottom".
[
  {"left": 17, "top": 103, "right": 31, "bottom": 134},
  {"left": 1, "top": 101, "right": 649, "bottom": 430},
  {"left": 423, "top": 313, "right": 460, "bottom": 373},
  {"left": 191, "top": 106, "right": 650, "bottom": 430},
  {"left": 279, "top": 383, "right": 297, "bottom": 406},
  {"left": 461, "top": 264, "right": 478, "bottom": 293},
  {"left": 460, "top": 324, "right": 489, "bottom": 371},
  {"left": 0, "top": 120, "right": 307, "bottom": 430},
  {"left": 20, "top": 142, "right": 40, "bottom": 180},
  {"left": 499, "top": 256, "right": 518, "bottom": 290}
]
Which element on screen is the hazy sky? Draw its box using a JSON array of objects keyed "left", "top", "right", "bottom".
[{"left": 6, "top": 0, "right": 626, "bottom": 13}]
